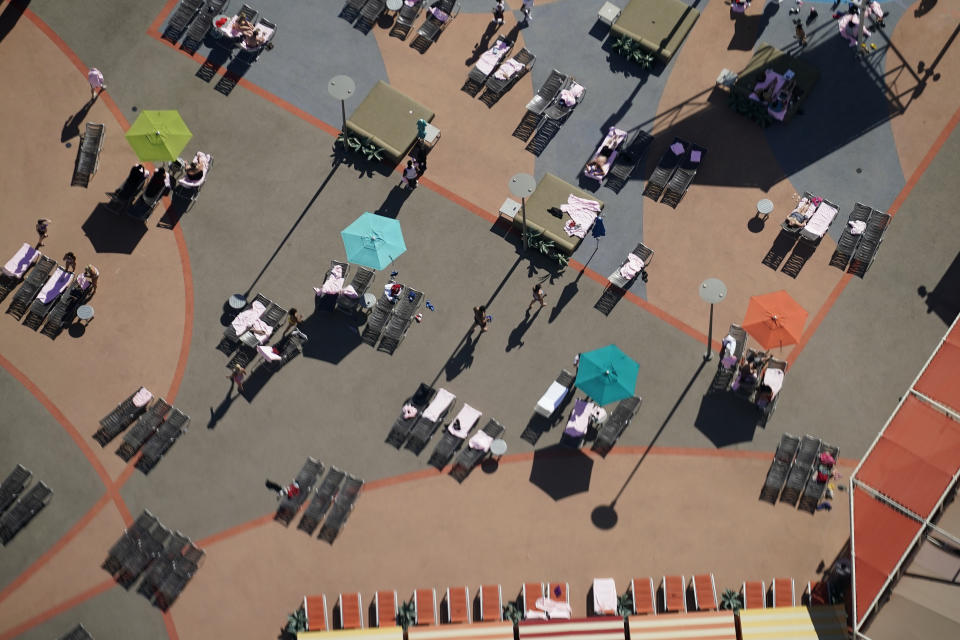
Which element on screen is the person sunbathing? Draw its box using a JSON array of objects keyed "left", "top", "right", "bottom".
[
  {"left": 585, "top": 153, "right": 610, "bottom": 175},
  {"left": 785, "top": 199, "right": 815, "bottom": 227},
  {"left": 243, "top": 28, "right": 266, "bottom": 49},
  {"left": 234, "top": 15, "right": 254, "bottom": 36}
]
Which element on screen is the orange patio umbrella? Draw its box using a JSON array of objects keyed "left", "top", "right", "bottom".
[{"left": 742, "top": 290, "right": 808, "bottom": 350}]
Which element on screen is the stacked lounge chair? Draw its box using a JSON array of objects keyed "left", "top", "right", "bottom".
[
  {"left": 6, "top": 255, "right": 55, "bottom": 320},
  {"left": 136, "top": 409, "right": 191, "bottom": 473},
  {"left": 779, "top": 434, "right": 820, "bottom": 506},
  {"left": 659, "top": 143, "right": 707, "bottom": 208},
  {"left": 355, "top": 0, "right": 386, "bottom": 34},
  {"left": 94, "top": 387, "right": 153, "bottom": 446},
  {"left": 428, "top": 403, "right": 482, "bottom": 469},
  {"left": 275, "top": 457, "right": 324, "bottom": 526},
  {"left": 0, "top": 481, "right": 52, "bottom": 544},
  {"left": 389, "top": 0, "right": 424, "bottom": 40},
  {"left": 361, "top": 292, "right": 397, "bottom": 346},
  {"left": 318, "top": 474, "right": 364, "bottom": 543},
  {"left": 70, "top": 123, "right": 106, "bottom": 188},
  {"left": 513, "top": 69, "right": 566, "bottom": 141},
  {"left": 759, "top": 433, "right": 799, "bottom": 503},
  {"left": 297, "top": 467, "right": 345, "bottom": 535},
  {"left": 115, "top": 521, "right": 172, "bottom": 588},
  {"left": 137, "top": 531, "right": 190, "bottom": 600},
  {"left": 377, "top": 287, "right": 423, "bottom": 354},
  {"left": 462, "top": 36, "right": 514, "bottom": 96},
  {"left": 0, "top": 464, "right": 32, "bottom": 515},
  {"left": 0, "top": 243, "right": 41, "bottom": 303},
  {"left": 450, "top": 418, "right": 505, "bottom": 482},
  {"left": 481, "top": 47, "right": 535, "bottom": 106},
  {"left": 153, "top": 541, "right": 205, "bottom": 610},
  {"left": 335, "top": 266, "right": 375, "bottom": 316},
  {"left": 117, "top": 399, "right": 171, "bottom": 461},
  {"left": 847, "top": 209, "right": 891, "bottom": 278},
  {"left": 22, "top": 266, "right": 73, "bottom": 329},
  {"left": 162, "top": 0, "right": 204, "bottom": 43},
  {"left": 592, "top": 396, "right": 642, "bottom": 456},
  {"left": 829, "top": 203, "right": 872, "bottom": 270},
  {"left": 103, "top": 510, "right": 160, "bottom": 575},
  {"left": 405, "top": 387, "right": 456, "bottom": 454},
  {"left": 643, "top": 138, "right": 688, "bottom": 202},
  {"left": 798, "top": 442, "right": 839, "bottom": 512}
]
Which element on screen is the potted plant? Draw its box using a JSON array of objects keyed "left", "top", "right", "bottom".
[
  {"left": 396, "top": 598, "right": 417, "bottom": 630},
  {"left": 503, "top": 600, "right": 522, "bottom": 624},
  {"left": 719, "top": 589, "right": 743, "bottom": 612}
]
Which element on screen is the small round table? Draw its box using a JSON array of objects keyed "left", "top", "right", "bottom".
[
  {"left": 228, "top": 294, "right": 247, "bottom": 310},
  {"left": 386, "top": 0, "right": 402, "bottom": 11},
  {"left": 490, "top": 438, "right": 508, "bottom": 459},
  {"left": 76, "top": 305, "right": 95, "bottom": 324},
  {"left": 756, "top": 198, "right": 774, "bottom": 220}
]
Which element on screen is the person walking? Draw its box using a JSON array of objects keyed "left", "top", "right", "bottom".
[
  {"left": 520, "top": 0, "right": 534, "bottom": 23},
  {"left": 491, "top": 0, "right": 505, "bottom": 26},
  {"left": 35, "top": 218, "right": 51, "bottom": 248},
  {"left": 528, "top": 283, "right": 546, "bottom": 310},
  {"left": 473, "top": 305, "right": 489, "bottom": 332},
  {"left": 87, "top": 67, "right": 106, "bottom": 101},
  {"left": 227, "top": 363, "right": 246, "bottom": 393},
  {"left": 400, "top": 160, "right": 419, "bottom": 189},
  {"left": 282, "top": 308, "right": 303, "bottom": 337}
]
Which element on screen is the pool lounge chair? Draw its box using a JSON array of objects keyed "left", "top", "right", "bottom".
[
  {"left": 390, "top": 0, "right": 424, "bottom": 40},
  {"left": 297, "top": 467, "right": 345, "bottom": 534},
  {"left": 482, "top": 47, "right": 535, "bottom": 105},
  {"left": 631, "top": 577, "right": 656, "bottom": 615},
  {"left": 692, "top": 574, "right": 718, "bottom": 611},
  {"left": 0, "top": 243, "right": 40, "bottom": 303},
  {"left": 374, "top": 589, "right": 399, "bottom": 627},
  {"left": 405, "top": 387, "right": 457, "bottom": 454},
  {"left": 6, "top": 255, "right": 55, "bottom": 320},
  {"left": 335, "top": 265, "right": 374, "bottom": 316},
  {"left": 136, "top": 531, "right": 190, "bottom": 600},
  {"left": 710, "top": 322, "right": 748, "bottom": 392},
  {"left": 546, "top": 581, "right": 571, "bottom": 618},
  {"left": 450, "top": 418, "right": 505, "bottom": 482},
  {"left": 414, "top": 588, "right": 439, "bottom": 626},
  {"left": 741, "top": 580, "right": 765, "bottom": 609},
  {"left": 829, "top": 203, "right": 872, "bottom": 270},
  {"left": 583, "top": 127, "right": 629, "bottom": 184},
  {"left": 756, "top": 357, "right": 786, "bottom": 427},
  {"left": 605, "top": 130, "right": 654, "bottom": 194},
  {"left": 759, "top": 432, "right": 799, "bottom": 503},
  {"left": 608, "top": 242, "right": 653, "bottom": 288},
  {"left": 779, "top": 434, "right": 820, "bottom": 505},
  {"left": 780, "top": 192, "right": 817, "bottom": 234},
  {"left": 661, "top": 575, "right": 686, "bottom": 613},
  {"left": 660, "top": 142, "right": 707, "bottom": 208},
  {"left": 339, "top": 592, "right": 364, "bottom": 629},
  {"left": 102, "top": 510, "right": 160, "bottom": 575},
  {"left": 847, "top": 209, "right": 891, "bottom": 278},
  {"left": 592, "top": 578, "right": 617, "bottom": 616},
  {"left": 219, "top": 293, "right": 272, "bottom": 354},
  {"left": 317, "top": 474, "right": 364, "bottom": 543},
  {"left": 535, "top": 368, "right": 575, "bottom": 418},
  {"left": 512, "top": 69, "right": 566, "bottom": 141},
  {"left": 70, "top": 122, "right": 105, "bottom": 188},
  {"left": 22, "top": 267, "right": 74, "bottom": 330},
  {"left": 136, "top": 409, "right": 190, "bottom": 473},
  {"left": 800, "top": 198, "right": 839, "bottom": 242},
  {"left": 41, "top": 275, "right": 93, "bottom": 338},
  {"left": 412, "top": 0, "right": 459, "bottom": 51},
  {"left": 180, "top": 0, "right": 225, "bottom": 53},
  {"left": 386, "top": 383, "right": 436, "bottom": 447},
  {"left": 479, "top": 584, "right": 503, "bottom": 621},
  {"left": 446, "top": 586, "right": 471, "bottom": 623},
  {"left": 427, "top": 402, "right": 482, "bottom": 469},
  {"left": 592, "top": 395, "right": 642, "bottom": 456},
  {"left": 771, "top": 577, "right": 795, "bottom": 607},
  {"left": 356, "top": 0, "right": 386, "bottom": 34},
  {"left": 116, "top": 399, "right": 172, "bottom": 461},
  {"left": 642, "top": 138, "right": 688, "bottom": 202},
  {"left": 798, "top": 442, "right": 839, "bottom": 513},
  {"left": 162, "top": 0, "right": 204, "bottom": 43},
  {"left": 378, "top": 287, "right": 423, "bottom": 354},
  {"left": 340, "top": 0, "right": 370, "bottom": 23},
  {"left": 305, "top": 594, "right": 329, "bottom": 632},
  {"left": 361, "top": 292, "right": 397, "bottom": 346},
  {"left": 94, "top": 387, "right": 153, "bottom": 446},
  {"left": 0, "top": 464, "right": 32, "bottom": 516},
  {"left": 275, "top": 457, "right": 325, "bottom": 526},
  {"left": 115, "top": 521, "right": 172, "bottom": 588},
  {"left": 521, "top": 582, "right": 545, "bottom": 618},
  {"left": 0, "top": 481, "right": 53, "bottom": 544},
  {"left": 153, "top": 543, "right": 204, "bottom": 610},
  {"left": 262, "top": 329, "right": 308, "bottom": 371},
  {"left": 463, "top": 36, "right": 514, "bottom": 96},
  {"left": 526, "top": 78, "right": 584, "bottom": 155}
]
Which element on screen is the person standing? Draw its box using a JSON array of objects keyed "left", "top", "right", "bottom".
[
  {"left": 63, "top": 252, "right": 77, "bottom": 273},
  {"left": 227, "top": 363, "right": 246, "bottom": 393},
  {"left": 36, "top": 218, "right": 51, "bottom": 248},
  {"left": 528, "top": 283, "right": 546, "bottom": 310},
  {"left": 473, "top": 305, "right": 489, "bottom": 332},
  {"left": 87, "top": 67, "right": 106, "bottom": 101},
  {"left": 491, "top": 0, "right": 505, "bottom": 26},
  {"left": 282, "top": 308, "right": 303, "bottom": 337},
  {"left": 400, "top": 160, "right": 419, "bottom": 189},
  {"left": 520, "top": 0, "right": 534, "bottom": 23}
]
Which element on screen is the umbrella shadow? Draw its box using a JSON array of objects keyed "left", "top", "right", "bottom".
[
  {"left": 529, "top": 444, "right": 595, "bottom": 501},
  {"left": 299, "top": 312, "right": 362, "bottom": 364},
  {"left": 61, "top": 98, "right": 95, "bottom": 143},
  {"left": 694, "top": 390, "right": 760, "bottom": 447},
  {"left": 373, "top": 184, "right": 413, "bottom": 219},
  {"left": 82, "top": 203, "right": 148, "bottom": 254}
]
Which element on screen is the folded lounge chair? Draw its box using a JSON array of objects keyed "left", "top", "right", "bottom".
[
  {"left": 583, "top": 127, "right": 629, "bottom": 184},
  {"left": 22, "top": 267, "right": 73, "bottom": 330},
  {"left": 136, "top": 409, "right": 190, "bottom": 474},
  {"left": 6, "top": 255, "right": 55, "bottom": 320},
  {"left": 631, "top": 577, "right": 656, "bottom": 616},
  {"left": 463, "top": 36, "right": 514, "bottom": 96},
  {"left": 0, "top": 464, "right": 32, "bottom": 516},
  {"left": 779, "top": 434, "right": 820, "bottom": 506},
  {"left": 771, "top": 577, "right": 795, "bottom": 607},
  {"left": 847, "top": 209, "right": 891, "bottom": 278},
  {"left": 378, "top": 287, "right": 423, "bottom": 354},
  {"left": 390, "top": 0, "right": 424, "bottom": 40},
  {"left": 339, "top": 592, "right": 364, "bottom": 629},
  {"left": 643, "top": 138, "right": 688, "bottom": 202},
  {"left": 0, "top": 481, "right": 53, "bottom": 544},
  {"left": 446, "top": 586, "right": 471, "bottom": 623},
  {"left": 660, "top": 142, "right": 707, "bottom": 208},
  {"left": 386, "top": 383, "right": 436, "bottom": 448},
  {"left": 512, "top": 69, "right": 566, "bottom": 141},
  {"left": 0, "top": 243, "right": 40, "bottom": 303},
  {"left": 275, "top": 457, "right": 325, "bottom": 525},
  {"left": 829, "top": 203, "right": 872, "bottom": 270},
  {"left": 741, "top": 580, "right": 765, "bottom": 609},
  {"left": 405, "top": 387, "right": 456, "bottom": 454},
  {"left": 162, "top": 0, "right": 204, "bottom": 43},
  {"left": 482, "top": 47, "right": 535, "bottom": 105},
  {"left": 759, "top": 432, "right": 799, "bottom": 503},
  {"left": 94, "top": 387, "right": 153, "bottom": 446},
  {"left": 535, "top": 369, "right": 575, "bottom": 418},
  {"left": 592, "top": 396, "right": 641, "bottom": 456},
  {"left": 298, "top": 467, "right": 345, "bottom": 535},
  {"left": 116, "top": 399, "right": 172, "bottom": 461},
  {"left": 335, "top": 266, "right": 374, "bottom": 315},
  {"left": 479, "top": 584, "right": 503, "bottom": 621},
  {"left": 592, "top": 578, "right": 617, "bottom": 616},
  {"left": 414, "top": 588, "right": 439, "bottom": 626},
  {"left": 691, "top": 574, "right": 718, "bottom": 611},
  {"left": 661, "top": 575, "right": 686, "bottom": 613},
  {"left": 450, "top": 418, "right": 504, "bottom": 482},
  {"left": 428, "top": 402, "right": 482, "bottom": 469},
  {"left": 375, "top": 589, "right": 399, "bottom": 627},
  {"left": 317, "top": 474, "right": 364, "bottom": 543}
]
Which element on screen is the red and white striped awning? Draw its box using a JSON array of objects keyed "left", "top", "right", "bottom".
[
  {"left": 519, "top": 617, "right": 626, "bottom": 640},
  {"left": 628, "top": 611, "right": 736, "bottom": 640}
]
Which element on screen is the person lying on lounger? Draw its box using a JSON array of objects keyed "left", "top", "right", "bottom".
[{"left": 585, "top": 152, "right": 611, "bottom": 176}]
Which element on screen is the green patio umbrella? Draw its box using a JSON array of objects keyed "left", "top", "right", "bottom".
[
  {"left": 574, "top": 345, "right": 639, "bottom": 406},
  {"left": 124, "top": 110, "right": 193, "bottom": 162},
  {"left": 340, "top": 212, "right": 406, "bottom": 270}
]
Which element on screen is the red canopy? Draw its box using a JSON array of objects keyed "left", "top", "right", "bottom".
[{"left": 915, "top": 341, "right": 960, "bottom": 415}]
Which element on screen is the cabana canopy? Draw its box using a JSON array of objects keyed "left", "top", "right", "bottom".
[
  {"left": 407, "top": 621, "right": 514, "bottom": 640},
  {"left": 346, "top": 81, "right": 435, "bottom": 163},
  {"left": 518, "top": 618, "right": 625, "bottom": 640},
  {"left": 739, "top": 605, "right": 848, "bottom": 639},
  {"left": 628, "top": 610, "right": 736, "bottom": 640},
  {"left": 298, "top": 627, "right": 404, "bottom": 640}
]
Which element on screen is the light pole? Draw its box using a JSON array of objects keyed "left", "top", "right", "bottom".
[
  {"left": 699, "top": 278, "right": 727, "bottom": 361},
  {"left": 327, "top": 75, "right": 355, "bottom": 133},
  {"left": 509, "top": 173, "right": 536, "bottom": 251}
]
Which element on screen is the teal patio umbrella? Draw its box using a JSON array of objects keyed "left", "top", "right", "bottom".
[
  {"left": 125, "top": 110, "right": 193, "bottom": 162},
  {"left": 574, "top": 345, "right": 639, "bottom": 405},
  {"left": 340, "top": 212, "right": 406, "bottom": 270}
]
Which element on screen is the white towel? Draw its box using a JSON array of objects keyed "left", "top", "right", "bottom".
[
  {"left": 133, "top": 387, "right": 153, "bottom": 408},
  {"left": 422, "top": 388, "right": 455, "bottom": 422},
  {"left": 849, "top": 220, "right": 867, "bottom": 235},
  {"left": 3, "top": 243, "right": 39, "bottom": 278},
  {"left": 447, "top": 404, "right": 481, "bottom": 438}
]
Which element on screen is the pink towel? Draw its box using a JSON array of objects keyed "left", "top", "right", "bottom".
[
  {"left": 469, "top": 430, "right": 493, "bottom": 452},
  {"left": 248, "top": 319, "right": 273, "bottom": 344},
  {"left": 534, "top": 597, "right": 572, "bottom": 619},
  {"left": 494, "top": 58, "right": 524, "bottom": 80},
  {"left": 558, "top": 82, "right": 585, "bottom": 106},
  {"left": 423, "top": 388, "right": 455, "bottom": 422},
  {"left": 133, "top": 387, "right": 153, "bottom": 408},
  {"left": 619, "top": 253, "right": 645, "bottom": 280},
  {"left": 258, "top": 345, "right": 282, "bottom": 362},
  {"left": 477, "top": 41, "right": 509, "bottom": 75},
  {"left": 320, "top": 265, "right": 344, "bottom": 295},
  {"left": 231, "top": 301, "right": 266, "bottom": 334},
  {"left": 402, "top": 404, "right": 418, "bottom": 420},
  {"left": 340, "top": 284, "right": 359, "bottom": 299},
  {"left": 561, "top": 194, "right": 601, "bottom": 238}
]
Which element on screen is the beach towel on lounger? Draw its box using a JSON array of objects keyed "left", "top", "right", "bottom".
[
  {"left": 619, "top": 253, "right": 645, "bottom": 281},
  {"left": 36, "top": 268, "right": 72, "bottom": 304},
  {"left": 469, "top": 430, "right": 493, "bottom": 452},
  {"left": 477, "top": 40, "right": 510, "bottom": 75},
  {"left": 318, "top": 265, "right": 344, "bottom": 295},
  {"left": 231, "top": 301, "right": 266, "bottom": 334},
  {"left": 565, "top": 399, "right": 591, "bottom": 437},
  {"left": 3, "top": 243, "right": 39, "bottom": 278},
  {"left": 534, "top": 597, "right": 572, "bottom": 619},
  {"left": 248, "top": 318, "right": 273, "bottom": 344},
  {"left": 448, "top": 404, "right": 481, "bottom": 438},
  {"left": 802, "top": 201, "right": 838, "bottom": 239},
  {"left": 559, "top": 82, "right": 584, "bottom": 107},
  {"left": 422, "top": 388, "right": 455, "bottom": 422},
  {"left": 133, "top": 387, "right": 153, "bottom": 407},
  {"left": 593, "top": 578, "right": 617, "bottom": 615},
  {"left": 494, "top": 58, "right": 524, "bottom": 80}
]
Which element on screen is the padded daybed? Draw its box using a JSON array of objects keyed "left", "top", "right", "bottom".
[
  {"left": 345, "top": 81, "right": 435, "bottom": 163},
  {"left": 611, "top": 0, "right": 700, "bottom": 63},
  {"left": 511, "top": 173, "right": 604, "bottom": 255}
]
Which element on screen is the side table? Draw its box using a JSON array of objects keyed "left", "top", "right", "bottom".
[
  {"left": 77, "top": 305, "right": 95, "bottom": 324},
  {"left": 490, "top": 438, "right": 508, "bottom": 459}
]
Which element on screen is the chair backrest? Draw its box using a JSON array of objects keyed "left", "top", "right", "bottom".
[{"left": 238, "top": 3, "right": 257, "bottom": 21}]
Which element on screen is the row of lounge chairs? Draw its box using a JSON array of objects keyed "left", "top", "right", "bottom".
[
  {"left": 103, "top": 510, "right": 204, "bottom": 610},
  {"left": 642, "top": 137, "right": 707, "bottom": 208},
  {"left": 760, "top": 191, "right": 839, "bottom": 277},
  {"left": 70, "top": 122, "right": 105, "bottom": 188},
  {"left": 829, "top": 203, "right": 891, "bottom": 278},
  {"left": 219, "top": 292, "right": 288, "bottom": 368},
  {"left": 594, "top": 242, "right": 655, "bottom": 315},
  {"left": 361, "top": 284, "right": 423, "bottom": 354},
  {"left": 275, "top": 457, "right": 366, "bottom": 543},
  {"left": 0, "top": 464, "right": 52, "bottom": 545},
  {"left": 707, "top": 328, "right": 786, "bottom": 427},
  {"left": 92, "top": 387, "right": 191, "bottom": 472},
  {"left": 345, "top": 0, "right": 458, "bottom": 49},
  {"left": 163, "top": 0, "right": 232, "bottom": 53},
  {"left": 759, "top": 433, "right": 838, "bottom": 509},
  {"left": 512, "top": 69, "right": 587, "bottom": 156},
  {"left": 340, "top": 0, "right": 388, "bottom": 34},
  {"left": 410, "top": 0, "right": 460, "bottom": 52},
  {"left": 321, "top": 260, "right": 376, "bottom": 317},
  {"left": 461, "top": 36, "right": 525, "bottom": 98}
]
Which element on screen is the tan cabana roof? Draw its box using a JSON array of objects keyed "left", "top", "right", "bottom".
[
  {"left": 739, "top": 605, "right": 849, "bottom": 639},
  {"left": 346, "top": 81, "right": 435, "bottom": 162},
  {"left": 407, "top": 621, "right": 514, "bottom": 640},
  {"left": 297, "top": 626, "right": 404, "bottom": 640},
  {"left": 628, "top": 610, "right": 736, "bottom": 640}
]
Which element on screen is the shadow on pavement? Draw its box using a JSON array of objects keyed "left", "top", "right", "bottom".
[
  {"left": 529, "top": 445, "right": 594, "bottom": 501},
  {"left": 0, "top": 0, "right": 29, "bottom": 44},
  {"left": 61, "top": 98, "right": 95, "bottom": 143},
  {"left": 694, "top": 390, "right": 760, "bottom": 447},
  {"left": 918, "top": 251, "right": 960, "bottom": 326},
  {"left": 82, "top": 204, "right": 148, "bottom": 254},
  {"left": 300, "top": 312, "right": 362, "bottom": 364}
]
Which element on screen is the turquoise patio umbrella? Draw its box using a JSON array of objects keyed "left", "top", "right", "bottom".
[
  {"left": 574, "top": 345, "right": 639, "bottom": 406},
  {"left": 124, "top": 110, "right": 193, "bottom": 162},
  {"left": 340, "top": 212, "right": 407, "bottom": 270}
]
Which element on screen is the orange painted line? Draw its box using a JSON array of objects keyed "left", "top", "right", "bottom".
[
  {"left": 0, "top": 578, "right": 115, "bottom": 640},
  {"left": 0, "top": 493, "right": 110, "bottom": 605},
  {"left": 195, "top": 512, "right": 274, "bottom": 548},
  {"left": 149, "top": 0, "right": 179, "bottom": 36},
  {"left": 788, "top": 102, "right": 960, "bottom": 367},
  {"left": 419, "top": 176, "right": 499, "bottom": 225},
  {"left": 163, "top": 611, "right": 181, "bottom": 640},
  {"left": 166, "top": 225, "right": 194, "bottom": 405}
]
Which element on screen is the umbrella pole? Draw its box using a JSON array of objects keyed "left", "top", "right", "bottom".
[{"left": 704, "top": 302, "right": 714, "bottom": 361}]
